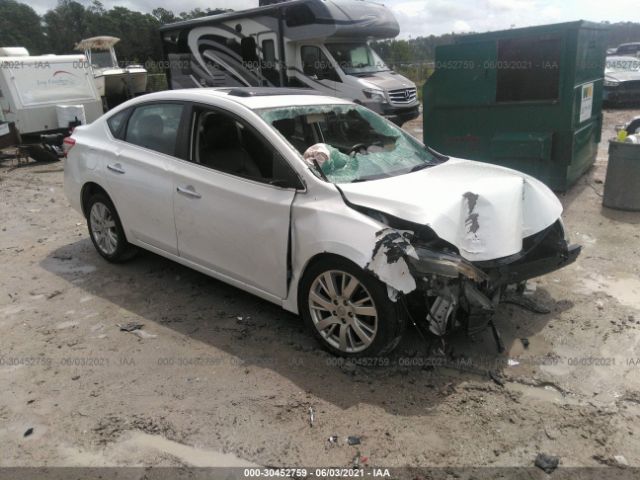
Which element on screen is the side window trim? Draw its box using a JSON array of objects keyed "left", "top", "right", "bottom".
[{"left": 187, "top": 101, "right": 305, "bottom": 190}]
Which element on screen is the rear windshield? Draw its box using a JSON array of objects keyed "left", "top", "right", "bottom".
[{"left": 258, "top": 104, "right": 439, "bottom": 183}]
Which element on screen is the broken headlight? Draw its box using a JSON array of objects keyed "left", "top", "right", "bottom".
[{"left": 408, "top": 246, "right": 488, "bottom": 283}]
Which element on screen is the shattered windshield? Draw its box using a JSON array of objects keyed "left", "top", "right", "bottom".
[
  {"left": 259, "top": 104, "right": 440, "bottom": 183},
  {"left": 325, "top": 43, "right": 389, "bottom": 75}
]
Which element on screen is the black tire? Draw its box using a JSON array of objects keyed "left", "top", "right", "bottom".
[
  {"left": 25, "top": 144, "right": 60, "bottom": 163},
  {"left": 299, "top": 255, "right": 406, "bottom": 357},
  {"left": 85, "top": 192, "right": 138, "bottom": 263}
]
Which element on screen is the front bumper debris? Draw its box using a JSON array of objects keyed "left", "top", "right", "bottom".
[{"left": 387, "top": 221, "right": 581, "bottom": 344}]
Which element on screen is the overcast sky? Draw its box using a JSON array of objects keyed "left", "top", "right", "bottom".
[{"left": 29, "top": 0, "right": 638, "bottom": 38}]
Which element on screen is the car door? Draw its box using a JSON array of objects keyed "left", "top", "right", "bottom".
[
  {"left": 172, "top": 104, "right": 302, "bottom": 299},
  {"left": 104, "top": 102, "right": 186, "bottom": 255}
]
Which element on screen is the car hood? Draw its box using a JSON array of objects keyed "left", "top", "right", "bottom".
[
  {"left": 606, "top": 71, "right": 640, "bottom": 82},
  {"left": 357, "top": 70, "right": 416, "bottom": 92},
  {"left": 338, "top": 158, "right": 563, "bottom": 262}
]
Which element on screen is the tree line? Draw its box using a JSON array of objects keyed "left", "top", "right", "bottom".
[
  {"left": 0, "top": 0, "right": 230, "bottom": 71},
  {"left": 1, "top": 0, "right": 639, "bottom": 71},
  {"left": 373, "top": 21, "right": 640, "bottom": 67}
]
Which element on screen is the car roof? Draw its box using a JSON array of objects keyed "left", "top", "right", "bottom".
[
  {"left": 607, "top": 55, "right": 640, "bottom": 61},
  {"left": 129, "top": 87, "right": 353, "bottom": 111}
]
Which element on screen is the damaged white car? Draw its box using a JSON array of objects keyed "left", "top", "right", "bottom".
[{"left": 64, "top": 88, "right": 580, "bottom": 356}]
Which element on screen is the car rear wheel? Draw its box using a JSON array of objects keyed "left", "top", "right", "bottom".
[
  {"left": 300, "top": 256, "right": 405, "bottom": 357},
  {"left": 86, "top": 193, "right": 137, "bottom": 262}
]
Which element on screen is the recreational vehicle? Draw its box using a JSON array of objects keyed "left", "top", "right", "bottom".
[
  {"left": 0, "top": 48, "right": 102, "bottom": 159},
  {"left": 160, "top": 0, "right": 419, "bottom": 125}
]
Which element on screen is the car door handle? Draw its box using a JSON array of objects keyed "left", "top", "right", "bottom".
[
  {"left": 176, "top": 185, "right": 202, "bottom": 199},
  {"left": 107, "top": 163, "right": 125, "bottom": 174}
]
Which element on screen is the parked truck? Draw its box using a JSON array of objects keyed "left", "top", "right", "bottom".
[{"left": 159, "top": 0, "right": 419, "bottom": 125}]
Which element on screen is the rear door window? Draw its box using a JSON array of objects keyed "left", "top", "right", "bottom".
[
  {"left": 124, "top": 103, "right": 184, "bottom": 156},
  {"left": 106, "top": 109, "right": 130, "bottom": 139}
]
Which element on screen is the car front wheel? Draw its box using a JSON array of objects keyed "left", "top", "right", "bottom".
[{"left": 300, "top": 256, "right": 405, "bottom": 357}]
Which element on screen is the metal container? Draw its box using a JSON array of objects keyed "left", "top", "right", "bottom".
[
  {"left": 603, "top": 140, "right": 640, "bottom": 211},
  {"left": 423, "top": 21, "right": 608, "bottom": 191}
]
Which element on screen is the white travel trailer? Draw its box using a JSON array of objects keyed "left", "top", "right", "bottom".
[
  {"left": 0, "top": 49, "right": 103, "bottom": 160},
  {"left": 0, "top": 50, "right": 103, "bottom": 137},
  {"left": 160, "top": 0, "right": 419, "bottom": 125}
]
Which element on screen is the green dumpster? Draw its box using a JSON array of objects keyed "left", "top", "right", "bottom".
[{"left": 423, "top": 21, "right": 608, "bottom": 191}]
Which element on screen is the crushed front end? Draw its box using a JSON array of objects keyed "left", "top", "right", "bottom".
[{"left": 366, "top": 220, "right": 580, "bottom": 347}]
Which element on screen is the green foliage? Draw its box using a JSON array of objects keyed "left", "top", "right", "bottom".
[
  {"left": 372, "top": 23, "right": 640, "bottom": 90},
  {"left": 0, "top": 0, "right": 231, "bottom": 68},
  {"left": 0, "top": 0, "right": 46, "bottom": 54},
  {"left": 0, "top": 0, "right": 638, "bottom": 76}
]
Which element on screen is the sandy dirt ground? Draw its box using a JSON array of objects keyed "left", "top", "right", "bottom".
[{"left": 1, "top": 107, "right": 640, "bottom": 476}]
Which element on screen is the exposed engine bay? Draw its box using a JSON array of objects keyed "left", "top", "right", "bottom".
[{"left": 363, "top": 220, "right": 580, "bottom": 351}]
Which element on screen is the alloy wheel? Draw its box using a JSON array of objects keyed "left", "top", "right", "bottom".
[
  {"left": 89, "top": 202, "right": 119, "bottom": 255},
  {"left": 308, "top": 270, "right": 378, "bottom": 353}
]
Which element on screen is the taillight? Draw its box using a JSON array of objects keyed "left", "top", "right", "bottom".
[{"left": 63, "top": 136, "right": 76, "bottom": 157}]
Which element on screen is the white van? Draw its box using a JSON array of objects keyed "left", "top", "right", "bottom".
[{"left": 160, "top": 0, "right": 419, "bottom": 125}]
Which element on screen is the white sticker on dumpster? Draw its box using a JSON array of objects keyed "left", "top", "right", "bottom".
[{"left": 580, "top": 83, "right": 594, "bottom": 123}]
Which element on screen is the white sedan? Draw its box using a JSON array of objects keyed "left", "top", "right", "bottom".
[{"left": 64, "top": 88, "right": 580, "bottom": 356}]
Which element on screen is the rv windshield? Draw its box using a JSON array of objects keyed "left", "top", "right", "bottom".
[
  {"left": 259, "top": 104, "right": 440, "bottom": 183},
  {"left": 325, "top": 43, "right": 389, "bottom": 75}
]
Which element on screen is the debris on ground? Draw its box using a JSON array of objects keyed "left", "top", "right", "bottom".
[
  {"left": 520, "top": 338, "right": 530, "bottom": 349},
  {"left": 327, "top": 435, "right": 338, "bottom": 446},
  {"left": 117, "top": 322, "right": 144, "bottom": 332},
  {"left": 23, "top": 428, "right": 33, "bottom": 437},
  {"left": 55, "top": 320, "right": 79, "bottom": 330},
  {"left": 502, "top": 292, "right": 551, "bottom": 314},
  {"left": 347, "top": 436, "right": 361, "bottom": 446},
  {"left": 131, "top": 330, "right": 157, "bottom": 339},
  {"left": 308, "top": 407, "right": 315, "bottom": 427},
  {"left": 489, "top": 370, "right": 505, "bottom": 387},
  {"left": 614, "top": 455, "right": 629, "bottom": 467},
  {"left": 524, "top": 282, "right": 537, "bottom": 296},
  {"left": 46, "top": 290, "right": 62, "bottom": 300},
  {"left": 350, "top": 450, "right": 362, "bottom": 467},
  {"left": 117, "top": 322, "right": 156, "bottom": 339},
  {"left": 535, "top": 453, "right": 559, "bottom": 473}
]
